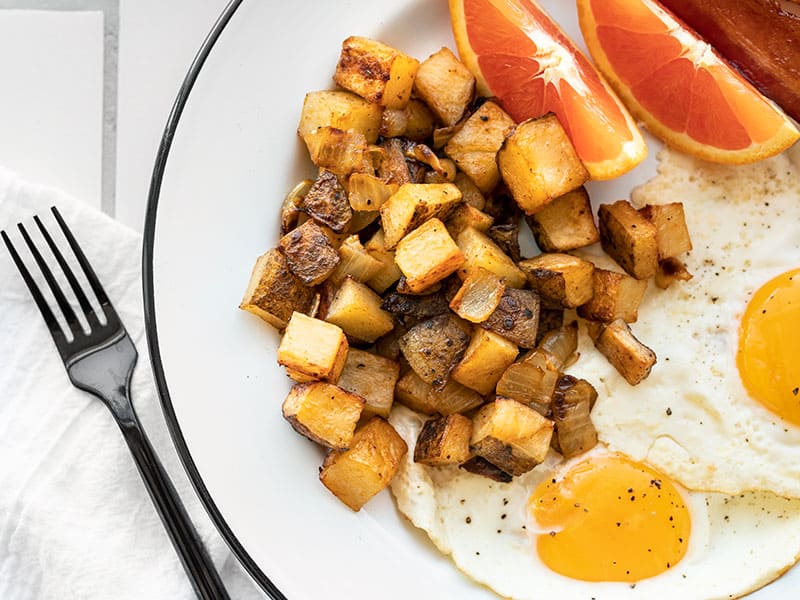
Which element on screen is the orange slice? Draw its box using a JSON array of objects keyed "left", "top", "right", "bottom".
[
  {"left": 449, "top": 0, "right": 647, "bottom": 180},
  {"left": 577, "top": 0, "right": 800, "bottom": 164}
]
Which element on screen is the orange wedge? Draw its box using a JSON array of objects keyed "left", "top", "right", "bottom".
[
  {"left": 577, "top": 0, "right": 800, "bottom": 164},
  {"left": 449, "top": 0, "right": 647, "bottom": 180}
]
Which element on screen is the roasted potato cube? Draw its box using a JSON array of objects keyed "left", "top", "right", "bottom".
[
  {"left": 298, "top": 90, "right": 382, "bottom": 144},
  {"left": 301, "top": 170, "right": 353, "bottom": 233},
  {"left": 364, "top": 229, "right": 403, "bottom": 293},
  {"left": 452, "top": 328, "right": 519, "bottom": 395},
  {"left": 427, "top": 379, "right": 484, "bottom": 415},
  {"left": 449, "top": 268, "right": 505, "bottom": 323},
  {"left": 399, "top": 314, "right": 470, "bottom": 389},
  {"left": 470, "top": 398, "right": 554, "bottom": 476},
  {"left": 404, "top": 99, "right": 437, "bottom": 141},
  {"left": 654, "top": 257, "right": 693, "bottom": 290},
  {"left": 525, "top": 187, "right": 599, "bottom": 252},
  {"left": 444, "top": 101, "right": 516, "bottom": 193},
  {"left": 445, "top": 203, "right": 495, "bottom": 239},
  {"left": 277, "top": 312, "right": 349, "bottom": 383},
  {"left": 395, "top": 370, "right": 438, "bottom": 414},
  {"left": 459, "top": 456, "right": 512, "bottom": 483},
  {"left": 495, "top": 348, "right": 561, "bottom": 406},
  {"left": 414, "top": 414, "right": 473, "bottom": 465},
  {"left": 589, "top": 318, "right": 656, "bottom": 385},
  {"left": 379, "top": 107, "right": 408, "bottom": 138},
  {"left": 639, "top": 202, "right": 692, "bottom": 260},
  {"left": 413, "top": 47, "right": 475, "bottom": 126},
  {"left": 598, "top": 200, "right": 659, "bottom": 280},
  {"left": 577, "top": 268, "right": 648, "bottom": 323},
  {"left": 382, "top": 289, "right": 450, "bottom": 320},
  {"left": 282, "top": 382, "right": 364, "bottom": 450},
  {"left": 482, "top": 288, "right": 541, "bottom": 349},
  {"left": 336, "top": 348, "right": 400, "bottom": 418},
  {"left": 456, "top": 227, "right": 527, "bottom": 288},
  {"left": 303, "top": 127, "right": 371, "bottom": 177},
  {"left": 395, "top": 218, "right": 465, "bottom": 293},
  {"left": 498, "top": 114, "right": 589, "bottom": 215},
  {"left": 348, "top": 173, "right": 398, "bottom": 211},
  {"left": 519, "top": 253, "right": 595, "bottom": 308},
  {"left": 325, "top": 277, "right": 394, "bottom": 343},
  {"left": 240, "top": 248, "right": 316, "bottom": 329},
  {"left": 278, "top": 220, "right": 340, "bottom": 286},
  {"left": 551, "top": 375, "right": 598, "bottom": 459},
  {"left": 329, "top": 234, "right": 384, "bottom": 285},
  {"left": 333, "top": 36, "right": 420, "bottom": 109},
  {"left": 487, "top": 222, "right": 521, "bottom": 263},
  {"left": 380, "top": 182, "right": 463, "bottom": 249},
  {"left": 454, "top": 171, "right": 486, "bottom": 210},
  {"left": 320, "top": 417, "right": 407, "bottom": 511}
]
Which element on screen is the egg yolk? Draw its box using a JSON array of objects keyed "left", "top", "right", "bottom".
[
  {"left": 738, "top": 269, "right": 800, "bottom": 426},
  {"left": 529, "top": 453, "right": 690, "bottom": 582}
]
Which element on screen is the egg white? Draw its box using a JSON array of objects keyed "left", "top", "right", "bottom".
[
  {"left": 390, "top": 405, "right": 800, "bottom": 600},
  {"left": 570, "top": 147, "right": 800, "bottom": 497}
]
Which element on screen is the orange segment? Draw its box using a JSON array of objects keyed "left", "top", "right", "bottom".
[
  {"left": 449, "top": 0, "right": 647, "bottom": 180},
  {"left": 578, "top": 0, "right": 799, "bottom": 164}
]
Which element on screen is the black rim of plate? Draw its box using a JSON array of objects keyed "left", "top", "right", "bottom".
[{"left": 142, "top": 0, "right": 286, "bottom": 598}]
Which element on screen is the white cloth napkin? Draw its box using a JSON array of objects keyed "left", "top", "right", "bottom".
[{"left": 0, "top": 167, "right": 260, "bottom": 599}]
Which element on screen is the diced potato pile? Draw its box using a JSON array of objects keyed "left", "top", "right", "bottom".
[{"left": 240, "top": 36, "right": 694, "bottom": 511}]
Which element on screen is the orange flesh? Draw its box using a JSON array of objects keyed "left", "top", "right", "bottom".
[
  {"left": 529, "top": 453, "right": 691, "bottom": 582},
  {"left": 462, "top": 0, "right": 634, "bottom": 165},
  {"left": 738, "top": 269, "right": 800, "bottom": 426},
  {"left": 589, "top": 0, "right": 788, "bottom": 150}
]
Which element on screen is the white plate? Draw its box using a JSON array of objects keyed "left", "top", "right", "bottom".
[{"left": 143, "top": 0, "right": 797, "bottom": 598}]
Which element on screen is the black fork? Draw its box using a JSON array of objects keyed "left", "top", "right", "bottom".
[{"left": 2, "top": 207, "right": 229, "bottom": 600}]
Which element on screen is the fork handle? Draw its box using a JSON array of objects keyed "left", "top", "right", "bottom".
[{"left": 118, "top": 417, "right": 231, "bottom": 600}]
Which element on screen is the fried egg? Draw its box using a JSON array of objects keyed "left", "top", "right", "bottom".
[
  {"left": 571, "top": 147, "right": 800, "bottom": 497},
  {"left": 390, "top": 405, "right": 800, "bottom": 599}
]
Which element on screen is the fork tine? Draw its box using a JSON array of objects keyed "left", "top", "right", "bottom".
[
  {"left": 17, "top": 222, "right": 85, "bottom": 339},
  {"left": 50, "top": 208, "right": 117, "bottom": 327},
  {"left": 34, "top": 214, "right": 101, "bottom": 329},
  {"left": 2, "top": 229, "right": 69, "bottom": 352}
]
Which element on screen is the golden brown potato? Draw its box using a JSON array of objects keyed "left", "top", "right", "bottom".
[
  {"left": 454, "top": 171, "right": 486, "bottom": 210},
  {"left": 414, "top": 414, "right": 473, "bottom": 465},
  {"left": 404, "top": 99, "right": 437, "bottom": 141},
  {"left": 303, "top": 127, "right": 371, "bottom": 177},
  {"left": 394, "top": 369, "right": 438, "bottom": 414},
  {"left": 298, "top": 90, "right": 382, "bottom": 144},
  {"left": 325, "top": 277, "right": 394, "bottom": 343},
  {"left": 336, "top": 348, "right": 400, "bottom": 418},
  {"left": 525, "top": 186, "right": 599, "bottom": 252},
  {"left": 456, "top": 226, "right": 527, "bottom": 288},
  {"left": 639, "top": 202, "right": 692, "bottom": 260},
  {"left": 240, "top": 248, "right": 316, "bottom": 329},
  {"left": 445, "top": 203, "right": 495, "bottom": 239},
  {"left": 380, "top": 182, "right": 463, "bottom": 249},
  {"left": 333, "top": 36, "right": 420, "bottom": 109},
  {"left": 498, "top": 114, "right": 589, "bottom": 215},
  {"left": 300, "top": 170, "right": 353, "bottom": 233},
  {"left": 577, "top": 268, "right": 648, "bottom": 323},
  {"left": 482, "top": 288, "right": 541, "bottom": 349},
  {"left": 598, "top": 200, "right": 659, "bottom": 280},
  {"left": 282, "top": 382, "right": 364, "bottom": 450},
  {"left": 550, "top": 375, "right": 598, "bottom": 459},
  {"left": 277, "top": 312, "right": 349, "bottom": 383},
  {"left": 362, "top": 234, "right": 402, "bottom": 295},
  {"left": 588, "top": 318, "right": 656, "bottom": 385},
  {"left": 399, "top": 314, "right": 471, "bottom": 389},
  {"left": 444, "top": 101, "right": 516, "bottom": 193},
  {"left": 394, "top": 218, "right": 465, "bottom": 293},
  {"left": 459, "top": 456, "right": 512, "bottom": 483},
  {"left": 470, "top": 398, "right": 554, "bottom": 476},
  {"left": 278, "top": 220, "right": 340, "bottom": 286},
  {"left": 413, "top": 47, "right": 475, "bottom": 126},
  {"left": 320, "top": 417, "right": 408, "bottom": 511},
  {"left": 449, "top": 268, "right": 506, "bottom": 323},
  {"left": 519, "top": 253, "right": 595, "bottom": 308},
  {"left": 451, "top": 328, "right": 519, "bottom": 395}
]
